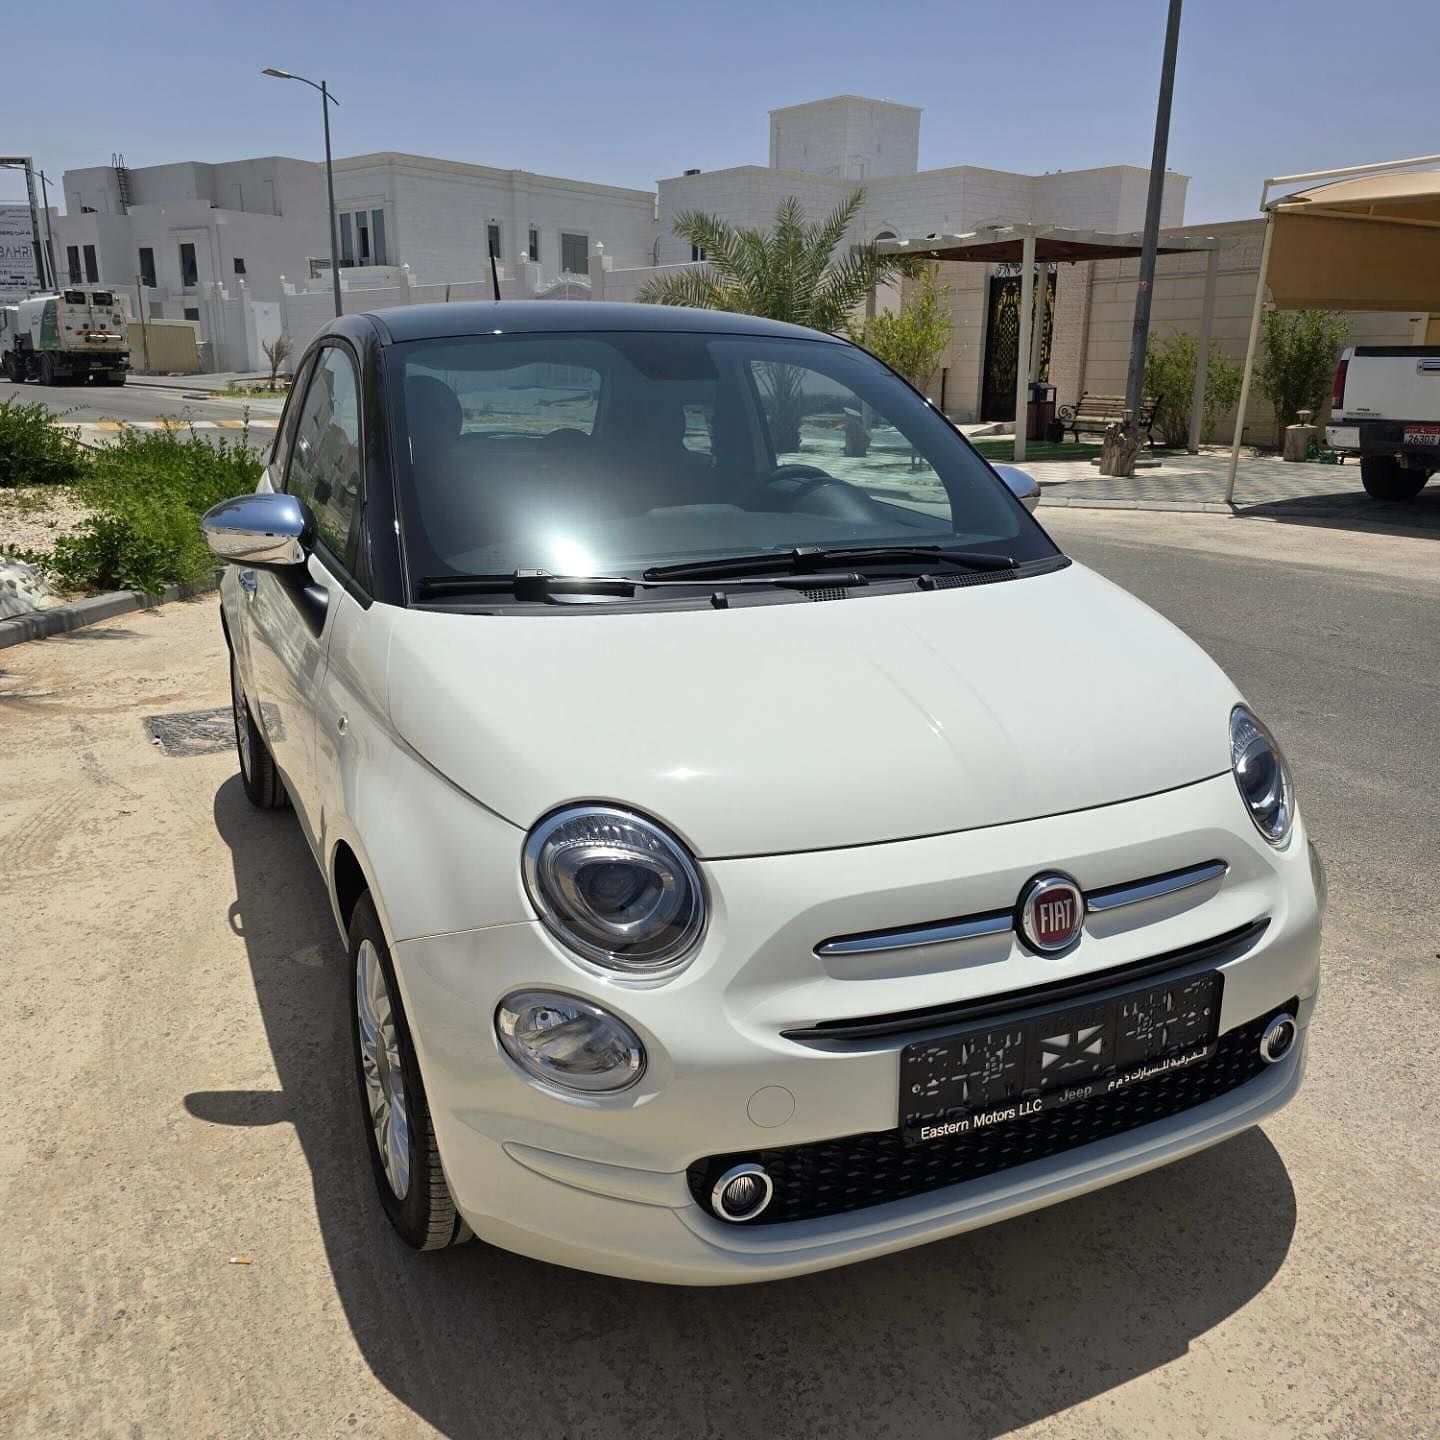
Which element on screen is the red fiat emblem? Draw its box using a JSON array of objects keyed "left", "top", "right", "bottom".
[{"left": 1019, "top": 873, "right": 1085, "bottom": 953}]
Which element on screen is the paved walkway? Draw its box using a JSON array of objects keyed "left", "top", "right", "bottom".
[{"left": 1025, "top": 449, "right": 1440, "bottom": 533}]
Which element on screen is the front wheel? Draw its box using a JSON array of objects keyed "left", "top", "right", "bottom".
[
  {"left": 1360, "top": 455, "right": 1428, "bottom": 501},
  {"left": 229, "top": 649, "right": 287, "bottom": 808},
  {"left": 348, "top": 893, "right": 470, "bottom": 1251},
  {"left": 102, "top": 370, "right": 127, "bottom": 386}
]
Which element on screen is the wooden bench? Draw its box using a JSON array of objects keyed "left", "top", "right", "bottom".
[{"left": 1054, "top": 392, "right": 1161, "bottom": 446}]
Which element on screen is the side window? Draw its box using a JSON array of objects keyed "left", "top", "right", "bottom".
[
  {"left": 270, "top": 353, "right": 315, "bottom": 481},
  {"left": 286, "top": 346, "right": 362, "bottom": 561}
]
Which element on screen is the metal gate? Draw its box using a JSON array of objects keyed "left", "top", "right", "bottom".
[{"left": 980, "top": 270, "right": 1056, "bottom": 421}]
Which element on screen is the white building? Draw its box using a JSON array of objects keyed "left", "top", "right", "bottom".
[
  {"left": 53, "top": 158, "right": 330, "bottom": 317},
  {"left": 331, "top": 153, "right": 657, "bottom": 280},
  {"left": 41, "top": 94, "right": 1190, "bottom": 374},
  {"left": 655, "top": 96, "right": 1188, "bottom": 266}
]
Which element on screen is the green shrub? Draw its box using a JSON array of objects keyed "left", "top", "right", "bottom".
[
  {"left": 41, "top": 422, "right": 263, "bottom": 595},
  {"left": 1257, "top": 309, "right": 1350, "bottom": 444},
  {"left": 1143, "top": 333, "right": 1244, "bottom": 448},
  {"left": 0, "top": 398, "right": 85, "bottom": 487}
]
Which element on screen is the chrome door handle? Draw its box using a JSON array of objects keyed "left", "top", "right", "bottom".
[{"left": 238, "top": 569, "right": 258, "bottom": 597}]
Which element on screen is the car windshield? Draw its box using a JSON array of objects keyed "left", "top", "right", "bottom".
[{"left": 388, "top": 328, "right": 1057, "bottom": 586}]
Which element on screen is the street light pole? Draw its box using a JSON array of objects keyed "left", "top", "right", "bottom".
[
  {"left": 1123, "top": 0, "right": 1184, "bottom": 440},
  {"left": 36, "top": 169, "right": 58, "bottom": 292},
  {"left": 263, "top": 68, "right": 343, "bottom": 319}
]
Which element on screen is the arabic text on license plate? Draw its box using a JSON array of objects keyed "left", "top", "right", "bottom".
[
  {"left": 898, "top": 971, "right": 1223, "bottom": 1144},
  {"left": 1404, "top": 426, "right": 1440, "bottom": 445}
]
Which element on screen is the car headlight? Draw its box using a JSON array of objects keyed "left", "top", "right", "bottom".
[
  {"left": 496, "top": 991, "right": 645, "bottom": 1093},
  {"left": 1230, "top": 705, "right": 1294, "bottom": 845},
  {"left": 522, "top": 805, "right": 706, "bottom": 973}
]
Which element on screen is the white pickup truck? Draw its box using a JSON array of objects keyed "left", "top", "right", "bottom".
[{"left": 1326, "top": 345, "right": 1440, "bottom": 500}]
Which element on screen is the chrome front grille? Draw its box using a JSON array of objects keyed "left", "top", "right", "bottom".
[{"left": 814, "top": 859, "right": 1229, "bottom": 959}]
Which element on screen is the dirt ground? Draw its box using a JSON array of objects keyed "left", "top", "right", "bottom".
[{"left": 1, "top": 511, "right": 1437, "bottom": 1437}]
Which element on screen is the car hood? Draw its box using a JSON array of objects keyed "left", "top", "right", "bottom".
[{"left": 385, "top": 563, "right": 1240, "bottom": 858}]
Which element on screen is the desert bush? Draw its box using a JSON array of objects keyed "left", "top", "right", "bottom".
[
  {"left": 0, "top": 398, "right": 85, "bottom": 487},
  {"left": 42, "top": 423, "right": 263, "bottom": 594},
  {"left": 1143, "top": 333, "right": 1244, "bottom": 447},
  {"left": 1257, "top": 310, "right": 1350, "bottom": 444}
]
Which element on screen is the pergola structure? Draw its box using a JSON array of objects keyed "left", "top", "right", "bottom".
[
  {"left": 1224, "top": 155, "right": 1440, "bottom": 501},
  {"left": 877, "top": 225, "right": 1221, "bottom": 460}
]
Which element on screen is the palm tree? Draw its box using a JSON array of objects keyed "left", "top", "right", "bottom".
[
  {"left": 637, "top": 189, "right": 914, "bottom": 332},
  {"left": 639, "top": 190, "right": 917, "bottom": 449}
]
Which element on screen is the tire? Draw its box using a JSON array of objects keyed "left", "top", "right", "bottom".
[
  {"left": 348, "top": 892, "right": 471, "bottom": 1251},
  {"left": 229, "top": 649, "right": 287, "bottom": 808},
  {"left": 103, "top": 370, "right": 127, "bottom": 386},
  {"left": 1, "top": 352, "right": 19, "bottom": 383},
  {"left": 38, "top": 352, "right": 54, "bottom": 386},
  {"left": 1360, "top": 454, "right": 1427, "bottom": 501}
]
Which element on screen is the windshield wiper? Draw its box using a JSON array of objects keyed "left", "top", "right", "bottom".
[
  {"left": 642, "top": 544, "right": 1016, "bottom": 582},
  {"left": 415, "top": 567, "right": 873, "bottom": 602},
  {"left": 416, "top": 570, "right": 640, "bottom": 600}
]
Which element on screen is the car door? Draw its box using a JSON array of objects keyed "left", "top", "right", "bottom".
[{"left": 244, "top": 341, "right": 365, "bottom": 853}]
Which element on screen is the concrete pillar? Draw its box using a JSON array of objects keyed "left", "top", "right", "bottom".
[
  {"left": 1187, "top": 246, "right": 1219, "bottom": 454},
  {"left": 1013, "top": 230, "right": 1036, "bottom": 463}
]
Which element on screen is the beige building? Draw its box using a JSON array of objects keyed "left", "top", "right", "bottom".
[{"left": 914, "top": 218, "right": 1425, "bottom": 443}]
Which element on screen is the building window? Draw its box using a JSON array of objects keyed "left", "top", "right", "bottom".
[
  {"left": 179, "top": 242, "right": 198, "bottom": 287},
  {"left": 528, "top": 227, "right": 539, "bottom": 264},
  {"left": 66, "top": 246, "right": 82, "bottom": 284},
  {"left": 138, "top": 247, "right": 156, "bottom": 287},
  {"left": 82, "top": 245, "right": 99, "bottom": 283},
  {"left": 183, "top": 307, "right": 200, "bottom": 322},
  {"left": 691, "top": 245, "right": 707, "bottom": 263},
  {"left": 149, "top": 301, "right": 164, "bottom": 320},
  {"left": 487, "top": 223, "right": 502, "bottom": 261},
  {"left": 560, "top": 232, "right": 588, "bottom": 275},
  {"left": 233, "top": 257, "right": 247, "bottom": 275},
  {"left": 337, "top": 209, "right": 387, "bottom": 267}
]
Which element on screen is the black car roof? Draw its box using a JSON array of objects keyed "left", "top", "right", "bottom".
[{"left": 357, "top": 300, "right": 845, "bottom": 346}]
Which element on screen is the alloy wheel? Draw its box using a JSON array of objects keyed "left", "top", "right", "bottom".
[
  {"left": 355, "top": 938, "right": 411, "bottom": 1199},
  {"left": 230, "top": 653, "right": 252, "bottom": 779}
]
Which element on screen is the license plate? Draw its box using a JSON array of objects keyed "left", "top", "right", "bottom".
[
  {"left": 1404, "top": 425, "right": 1440, "bottom": 445},
  {"left": 898, "top": 971, "right": 1223, "bottom": 1144}
]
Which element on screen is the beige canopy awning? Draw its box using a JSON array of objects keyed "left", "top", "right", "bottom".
[
  {"left": 1225, "top": 156, "right": 1440, "bottom": 500},
  {"left": 1266, "top": 169, "right": 1440, "bottom": 311}
]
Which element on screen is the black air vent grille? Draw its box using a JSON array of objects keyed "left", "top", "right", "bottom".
[
  {"left": 923, "top": 569, "right": 1019, "bottom": 590},
  {"left": 687, "top": 1002, "right": 1295, "bottom": 1226},
  {"left": 803, "top": 587, "right": 850, "bottom": 602}
]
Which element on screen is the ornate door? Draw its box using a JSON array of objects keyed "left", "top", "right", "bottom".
[{"left": 980, "top": 270, "right": 1056, "bottom": 421}]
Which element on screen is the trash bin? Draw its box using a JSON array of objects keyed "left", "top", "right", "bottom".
[{"left": 1026, "top": 381, "right": 1056, "bottom": 441}]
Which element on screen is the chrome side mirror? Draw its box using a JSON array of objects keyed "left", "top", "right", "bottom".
[
  {"left": 201, "top": 491, "right": 313, "bottom": 569},
  {"left": 993, "top": 463, "right": 1041, "bottom": 512}
]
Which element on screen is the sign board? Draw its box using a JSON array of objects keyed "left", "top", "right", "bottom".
[{"left": 0, "top": 204, "right": 39, "bottom": 304}]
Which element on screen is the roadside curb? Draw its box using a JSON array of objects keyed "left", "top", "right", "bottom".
[
  {"left": 0, "top": 573, "right": 221, "bottom": 651},
  {"left": 1039, "top": 496, "right": 1241, "bottom": 514}
]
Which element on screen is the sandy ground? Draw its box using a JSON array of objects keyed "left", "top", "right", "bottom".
[
  {"left": 1, "top": 509, "right": 1437, "bottom": 1437},
  {"left": 0, "top": 485, "right": 93, "bottom": 557}
]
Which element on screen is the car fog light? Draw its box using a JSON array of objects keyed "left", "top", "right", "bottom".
[
  {"left": 495, "top": 991, "right": 645, "bottom": 1093},
  {"left": 1258, "top": 1012, "right": 1297, "bottom": 1064},
  {"left": 711, "top": 1163, "right": 773, "bottom": 1222}
]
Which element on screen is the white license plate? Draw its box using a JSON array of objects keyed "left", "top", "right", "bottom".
[{"left": 1404, "top": 426, "right": 1440, "bottom": 446}]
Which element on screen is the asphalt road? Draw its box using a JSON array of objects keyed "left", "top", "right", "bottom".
[
  {"left": 4, "top": 374, "right": 281, "bottom": 434},
  {"left": 1, "top": 507, "right": 1436, "bottom": 1438}
]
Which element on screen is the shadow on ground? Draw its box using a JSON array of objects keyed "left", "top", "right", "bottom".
[
  {"left": 190, "top": 775, "right": 1298, "bottom": 1440},
  {"left": 1237, "top": 484, "right": 1440, "bottom": 538}
]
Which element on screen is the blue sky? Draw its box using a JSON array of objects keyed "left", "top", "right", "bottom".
[{"left": 4, "top": 0, "right": 1435, "bottom": 223}]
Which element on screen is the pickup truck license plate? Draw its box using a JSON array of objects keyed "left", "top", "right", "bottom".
[
  {"left": 1403, "top": 424, "right": 1440, "bottom": 446},
  {"left": 899, "top": 972, "right": 1223, "bottom": 1144}
]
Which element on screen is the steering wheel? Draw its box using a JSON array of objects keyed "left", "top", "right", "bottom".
[{"left": 761, "top": 463, "right": 838, "bottom": 510}]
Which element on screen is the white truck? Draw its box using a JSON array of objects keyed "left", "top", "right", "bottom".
[
  {"left": 1326, "top": 345, "right": 1440, "bottom": 500},
  {"left": 0, "top": 288, "right": 130, "bottom": 386}
]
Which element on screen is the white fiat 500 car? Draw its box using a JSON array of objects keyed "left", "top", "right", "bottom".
[{"left": 203, "top": 302, "right": 1323, "bottom": 1284}]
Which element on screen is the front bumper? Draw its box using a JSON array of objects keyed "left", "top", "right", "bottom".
[{"left": 391, "top": 774, "right": 1322, "bottom": 1284}]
